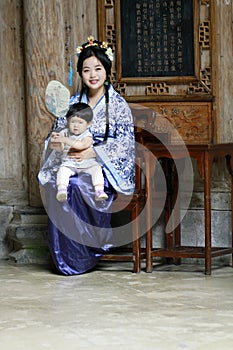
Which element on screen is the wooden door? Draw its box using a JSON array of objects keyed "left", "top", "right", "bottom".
[
  {"left": 0, "top": 0, "right": 28, "bottom": 206},
  {"left": 23, "top": 0, "right": 97, "bottom": 206},
  {"left": 0, "top": 0, "right": 98, "bottom": 207}
]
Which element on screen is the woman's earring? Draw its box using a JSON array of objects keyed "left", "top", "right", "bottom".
[{"left": 104, "top": 80, "right": 109, "bottom": 86}]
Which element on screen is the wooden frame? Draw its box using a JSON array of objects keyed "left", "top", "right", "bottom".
[
  {"left": 114, "top": 0, "right": 200, "bottom": 83},
  {"left": 97, "top": 0, "right": 213, "bottom": 102}
]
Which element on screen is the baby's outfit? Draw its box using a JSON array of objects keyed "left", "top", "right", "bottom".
[{"left": 56, "top": 128, "right": 108, "bottom": 202}]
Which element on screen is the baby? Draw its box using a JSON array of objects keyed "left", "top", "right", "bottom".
[{"left": 50, "top": 102, "right": 108, "bottom": 202}]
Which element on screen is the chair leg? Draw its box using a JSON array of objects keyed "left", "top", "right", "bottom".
[
  {"left": 173, "top": 162, "right": 181, "bottom": 265},
  {"left": 146, "top": 228, "right": 153, "bottom": 272},
  {"left": 145, "top": 152, "right": 153, "bottom": 273},
  {"left": 145, "top": 196, "right": 153, "bottom": 272},
  {"left": 132, "top": 204, "right": 141, "bottom": 273}
]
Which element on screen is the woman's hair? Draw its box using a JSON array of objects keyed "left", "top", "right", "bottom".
[
  {"left": 66, "top": 102, "right": 93, "bottom": 123},
  {"left": 77, "top": 45, "right": 112, "bottom": 80}
]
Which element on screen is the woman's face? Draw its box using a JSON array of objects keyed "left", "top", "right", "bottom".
[{"left": 81, "top": 56, "right": 107, "bottom": 94}]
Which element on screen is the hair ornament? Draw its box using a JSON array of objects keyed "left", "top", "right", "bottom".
[{"left": 75, "top": 35, "right": 113, "bottom": 61}]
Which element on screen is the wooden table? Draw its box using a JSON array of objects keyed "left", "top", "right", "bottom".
[{"left": 143, "top": 143, "right": 233, "bottom": 274}]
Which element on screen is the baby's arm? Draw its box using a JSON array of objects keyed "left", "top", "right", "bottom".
[{"left": 54, "top": 133, "right": 93, "bottom": 151}]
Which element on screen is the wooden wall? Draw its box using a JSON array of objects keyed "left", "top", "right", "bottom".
[
  {"left": 0, "top": 0, "right": 97, "bottom": 207},
  {"left": 24, "top": 0, "right": 98, "bottom": 206},
  {"left": 0, "top": 0, "right": 233, "bottom": 209},
  {"left": 97, "top": 0, "right": 233, "bottom": 145},
  {"left": 213, "top": 0, "right": 233, "bottom": 143},
  {"left": 0, "top": 0, "right": 27, "bottom": 205}
]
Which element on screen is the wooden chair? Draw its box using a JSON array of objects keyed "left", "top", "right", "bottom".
[
  {"left": 100, "top": 157, "right": 145, "bottom": 272},
  {"left": 100, "top": 106, "right": 166, "bottom": 272}
]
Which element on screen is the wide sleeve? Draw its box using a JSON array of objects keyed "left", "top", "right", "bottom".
[
  {"left": 94, "top": 98, "right": 135, "bottom": 194},
  {"left": 37, "top": 120, "right": 67, "bottom": 185}
]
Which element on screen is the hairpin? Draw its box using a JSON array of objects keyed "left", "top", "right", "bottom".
[{"left": 75, "top": 35, "right": 113, "bottom": 61}]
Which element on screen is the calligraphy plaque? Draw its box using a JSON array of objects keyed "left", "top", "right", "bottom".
[{"left": 115, "top": 0, "right": 198, "bottom": 82}]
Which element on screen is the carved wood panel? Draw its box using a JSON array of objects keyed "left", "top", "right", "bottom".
[{"left": 139, "top": 102, "right": 212, "bottom": 144}]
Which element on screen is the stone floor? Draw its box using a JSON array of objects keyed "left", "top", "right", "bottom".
[{"left": 0, "top": 260, "right": 233, "bottom": 350}]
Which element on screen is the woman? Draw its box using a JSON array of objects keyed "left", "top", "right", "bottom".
[{"left": 41, "top": 36, "right": 135, "bottom": 275}]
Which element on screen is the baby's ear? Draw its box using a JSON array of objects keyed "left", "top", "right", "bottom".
[{"left": 87, "top": 121, "right": 92, "bottom": 127}]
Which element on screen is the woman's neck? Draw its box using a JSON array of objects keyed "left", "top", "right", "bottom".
[{"left": 88, "top": 87, "right": 105, "bottom": 108}]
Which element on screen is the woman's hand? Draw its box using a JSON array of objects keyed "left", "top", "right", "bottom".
[
  {"left": 49, "top": 132, "right": 64, "bottom": 152},
  {"left": 68, "top": 147, "right": 96, "bottom": 161}
]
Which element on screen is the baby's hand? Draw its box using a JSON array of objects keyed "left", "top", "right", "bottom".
[
  {"left": 54, "top": 134, "right": 66, "bottom": 143},
  {"left": 49, "top": 132, "right": 64, "bottom": 151},
  {"left": 51, "top": 132, "right": 66, "bottom": 143},
  {"left": 50, "top": 132, "right": 60, "bottom": 142}
]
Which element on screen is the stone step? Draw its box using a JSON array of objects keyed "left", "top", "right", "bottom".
[
  {"left": 7, "top": 223, "right": 47, "bottom": 241},
  {"left": 6, "top": 206, "right": 50, "bottom": 264},
  {"left": 12, "top": 206, "right": 48, "bottom": 225},
  {"left": 7, "top": 225, "right": 49, "bottom": 264},
  {"left": 8, "top": 247, "right": 50, "bottom": 265}
]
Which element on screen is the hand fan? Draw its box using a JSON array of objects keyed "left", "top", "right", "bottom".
[{"left": 45, "top": 80, "right": 70, "bottom": 118}]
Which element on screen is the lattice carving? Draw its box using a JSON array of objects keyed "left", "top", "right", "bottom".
[
  {"left": 110, "top": 71, "right": 116, "bottom": 84},
  {"left": 187, "top": 82, "right": 207, "bottom": 94},
  {"left": 105, "top": 24, "right": 116, "bottom": 51},
  {"left": 104, "top": 0, "right": 114, "bottom": 7},
  {"left": 187, "top": 67, "right": 211, "bottom": 94},
  {"left": 113, "top": 82, "right": 127, "bottom": 96},
  {"left": 146, "top": 82, "right": 170, "bottom": 95},
  {"left": 201, "top": 67, "right": 211, "bottom": 92},
  {"left": 199, "top": 21, "right": 210, "bottom": 49}
]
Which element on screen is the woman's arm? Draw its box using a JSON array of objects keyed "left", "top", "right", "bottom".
[
  {"left": 92, "top": 97, "right": 135, "bottom": 194},
  {"left": 68, "top": 147, "right": 96, "bottom": 160}
]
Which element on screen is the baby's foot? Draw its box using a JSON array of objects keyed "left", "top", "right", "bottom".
[
  {"left": 95, "top": 190, "right": 108, "bottom": 201},
  {"left": 56, "top": 189, "right": 67, "bottom": 202}
]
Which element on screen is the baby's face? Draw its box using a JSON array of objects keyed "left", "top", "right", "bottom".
[{"left": 68, "top": 116, "right": 90, "bottom": 135}]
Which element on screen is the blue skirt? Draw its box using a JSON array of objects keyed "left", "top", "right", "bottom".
[{"left": 42, "top": 173, "right": 115, "bottom": 275}]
